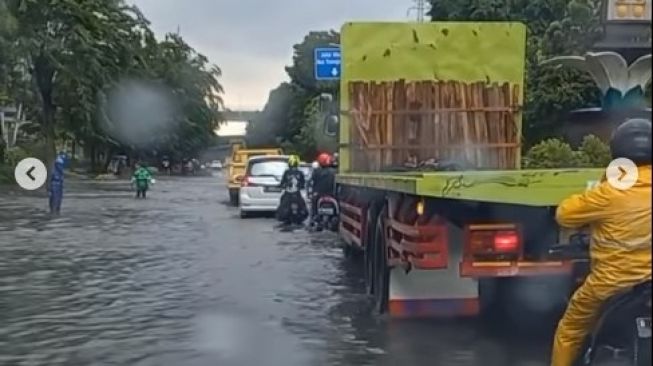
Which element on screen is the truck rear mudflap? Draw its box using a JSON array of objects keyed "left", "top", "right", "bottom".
[{"left": 386, "top": 218, "right": 448, "bottom": 270}]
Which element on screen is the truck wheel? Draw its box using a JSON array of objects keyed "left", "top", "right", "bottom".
[
  {"left": 479, "top": 279, "right": 502, "bottom": 321},
  {"left": 229, "top": 189, "right": 239, "bottom": 206},
  {"left": 373, "top": 207, "right": 390, "bottom": 314},
  {"left": 364, "top": 206, "right": 378, "bottom": 295}
]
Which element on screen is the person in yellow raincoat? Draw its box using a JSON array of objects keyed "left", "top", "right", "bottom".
[{"left": 551, "top": 118, "right": 652, "bottom": 366}]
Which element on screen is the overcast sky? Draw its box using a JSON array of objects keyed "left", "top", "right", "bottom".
[{"left": 129, "top": 0, "right": 416, "bottom": 111}]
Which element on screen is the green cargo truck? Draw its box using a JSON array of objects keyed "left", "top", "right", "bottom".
[{"left": 331, "top": 22, "right": 604, "bottom": 318}]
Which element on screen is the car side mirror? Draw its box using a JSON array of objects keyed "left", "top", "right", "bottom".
[{"left": 323, "top": 114, "right": 339, "bottom": 137}]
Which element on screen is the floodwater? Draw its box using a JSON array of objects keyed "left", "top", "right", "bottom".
[{"left": 0, "top": 176, "right": 552, "bottom": 366}]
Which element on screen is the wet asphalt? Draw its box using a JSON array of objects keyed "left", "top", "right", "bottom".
[{"left": 0, "top": 175, "right": 552, "bottom": 366}]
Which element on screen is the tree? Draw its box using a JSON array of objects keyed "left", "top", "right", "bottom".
[
  {"left": 248, "top": 31, "right": 340, "bottom": 160},
  {"left": 427, "top": 0, "right": 603, "bottom": 145},
  {"left": 285, "top": 31, "right": 340, "bottom": 93},
  {"left": 1, "top": 1, "right": 224, "bottom": 171},
  {"left": 3, "top": 0, "right": 152, "bottom": 168},
  {"left": 246, "top": 82, "right": 294, "bottom": 147}
]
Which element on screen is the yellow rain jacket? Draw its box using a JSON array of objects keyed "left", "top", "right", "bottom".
[{"left": 551, "top": 165, "right": 652, "bottom": 366}]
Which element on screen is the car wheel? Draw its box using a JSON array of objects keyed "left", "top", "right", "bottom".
[{"left": 240, "top": 210, "right": 249, "bottom": 219}]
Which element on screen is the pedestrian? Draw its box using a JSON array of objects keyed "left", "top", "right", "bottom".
[
  {"left": 48, "top": 151, "right": 66, "bottom": 215},
  {"left": 132, "top": 162, "right": 154, "bottom": 199}
]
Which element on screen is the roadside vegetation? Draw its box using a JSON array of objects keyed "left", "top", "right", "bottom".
[{"left": 0, "top": 0, "right": 224, "bottom": 181}]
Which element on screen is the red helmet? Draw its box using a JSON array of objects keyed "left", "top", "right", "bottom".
[{"left": 317, "top": 153, "right": 332, "bottom": 167}]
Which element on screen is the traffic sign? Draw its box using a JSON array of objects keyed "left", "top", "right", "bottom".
[{"left": 314, "top": 47, "right": 341, "bottom": 81}]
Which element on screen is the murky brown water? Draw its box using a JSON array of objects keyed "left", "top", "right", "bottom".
[{"left": 0, "top": 177, "right": 551, "bottom": 365}]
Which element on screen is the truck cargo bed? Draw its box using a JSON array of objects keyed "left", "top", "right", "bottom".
[{"left": 337, "top": 168, "right": 603, "bottom": 206}]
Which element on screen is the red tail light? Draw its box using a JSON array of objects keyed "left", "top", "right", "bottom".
[
  {"left": 466, "top": 225, "right": 521, "bottom": 259},
  {"left": 493, "top": 231, "right": 520, "bottom": 252}
]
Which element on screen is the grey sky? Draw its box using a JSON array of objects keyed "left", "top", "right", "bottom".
[{"left": 129, "top": 0, "right": 415, "bottom": 111}]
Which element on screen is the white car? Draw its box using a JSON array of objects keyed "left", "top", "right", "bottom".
[
  {"left": 209, "top": 160, "right": 223, "bottom": 170},
  {"left": 239, "top": 155, "right": 307, "bottom": 218}
]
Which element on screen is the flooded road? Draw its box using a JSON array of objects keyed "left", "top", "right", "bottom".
[{"left": 0, "top": 176, "right": 551, "bottom": 366}]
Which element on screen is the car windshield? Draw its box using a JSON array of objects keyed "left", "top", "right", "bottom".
[{"left": 248, "top": 159, "right": 288, "bottom": 178}]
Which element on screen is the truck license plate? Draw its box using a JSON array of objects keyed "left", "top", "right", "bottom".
[
  {"left": 636, "top": 317, "right": 651, "bottom": 338},
  {"left": 265, "top": 186, "right": 282, "bottom": 193},
  {"left": 318, "top": 207, "right": 334, "bottom": 215}
]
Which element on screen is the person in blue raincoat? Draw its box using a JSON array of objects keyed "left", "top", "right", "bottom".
[{"left": 48, "top": 152, "right": 66, "bottom": 214}]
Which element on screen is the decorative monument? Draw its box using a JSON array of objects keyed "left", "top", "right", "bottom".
[{"left": 542, "top": 0, "right": 652, "bottom": 144}]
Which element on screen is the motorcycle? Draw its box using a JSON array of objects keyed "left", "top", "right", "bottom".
[
  {"left": 549, "top": 234, "right": 651, "bottom": 366},
  {"left": 289, "top": 192, "right": 308, "bottom": 225},
  {"left": 311, "top": 194, "right": 340, "bottom": 232},
  {"left": 277, "top": 191, "right": 308, "bottom": 227}
]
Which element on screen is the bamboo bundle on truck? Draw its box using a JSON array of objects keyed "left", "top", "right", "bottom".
[{"left": 347, "top": 80, "right": 521, "bottom": 172}]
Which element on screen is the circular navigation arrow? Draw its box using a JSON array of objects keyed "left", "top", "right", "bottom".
[
  {"left": 14, "top": 157, "right": 47, "bottom": 190},
  {"left": 606, "top": 158, "right": 638, "bottom": 190}
]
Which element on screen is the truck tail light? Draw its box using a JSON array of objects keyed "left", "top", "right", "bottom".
[
  {"left": 466, "top": 225, "right": 521, "bottom": 259},
  {"left": 493, "top": 231, "right": 520, "bottom": 252}
]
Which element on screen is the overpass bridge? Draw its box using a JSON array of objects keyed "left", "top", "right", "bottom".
[{"left": 201, "top": 110, "right": 259, "bottom": 162}]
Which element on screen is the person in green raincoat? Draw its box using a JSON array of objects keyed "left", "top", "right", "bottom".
[{"left": 132, "top": 162, "right": 154, "bottom": 199}]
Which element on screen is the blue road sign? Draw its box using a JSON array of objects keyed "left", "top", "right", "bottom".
[{"left": 314, "top": 47, "right": 341, "bottom": 81}]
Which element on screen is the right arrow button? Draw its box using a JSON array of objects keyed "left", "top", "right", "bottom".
[{"left": 606, "top": 158, "right": 638, "bottom": 190}]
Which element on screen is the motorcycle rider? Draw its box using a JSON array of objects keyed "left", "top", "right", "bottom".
[
  {"left": 276, "top": 155, "right": 308, "bottom": 225},
  {"left": 132, "top": 162, "right": 154, "bottom": 199},
  {"left": 310, "top": 153, "right": 336, "bottom": 224},
  {"left": 551, "top": 118, "right": 652, "bottom": 366}
]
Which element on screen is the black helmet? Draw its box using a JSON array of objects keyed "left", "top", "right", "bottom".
[{"left": 610, "top": 118, "right": 652, "bottom": 165}]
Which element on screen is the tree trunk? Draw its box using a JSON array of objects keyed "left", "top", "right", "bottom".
[
  {"left": 43, "top": 102, "right": 56, "bottom": 172},
  {"left": 90, "top": 143, "right": 96, "bottom": 172},
  {"left": 33, "top": 54, "right": 57, "bottom": 175},
  {"left": 103, "top": 147, "right": 113, "bottom": 173}
]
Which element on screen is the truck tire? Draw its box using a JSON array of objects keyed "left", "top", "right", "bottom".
[
  {"left": 229, "top": 189, "right": 239, "bottom": 206},
  {"left": 364, "top": 205, "right": 379, "bottom": 295},
  {"left": 373, "top": 206, "right": 390, "bottom": 314}
]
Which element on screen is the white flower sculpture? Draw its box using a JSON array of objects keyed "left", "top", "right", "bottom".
[{"left": 542, "top": 52, "right": 651, "bottom": 108}]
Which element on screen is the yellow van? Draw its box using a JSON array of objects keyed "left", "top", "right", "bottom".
[{"left": 227, "top": 147, "right": 283, "bottom": 205}]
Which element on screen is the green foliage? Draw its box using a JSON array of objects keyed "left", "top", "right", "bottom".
[
  {"left": 430, "top": 0, "right": 604, "bottom": 145},
  {"left": 4, "top": 146, "right": 29, "bottom": 166},
  {"left": 523, "top": 138, "right": 583, "bottom": 168},
  {"left": 577, "top": 134, "right": 611, "bottom": 167},
  {"left": 523, "top": 134, "right": 610, "bottom": 168},
  {"left": 0, "top": 163, "right": 13, "bottom": 184},
  {"left": 247, "top": 31, "right": 340, "bottom": 160},
  {"left": 0, "top": 0, "right": 223, "bottom": 168}
]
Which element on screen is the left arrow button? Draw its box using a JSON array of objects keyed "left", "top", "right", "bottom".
[
  {"left": 14, "top": 157, "right": 47, "bottom": 190},
  {"left": 26, "top": 166, "right": 36, "bottom": 181}
]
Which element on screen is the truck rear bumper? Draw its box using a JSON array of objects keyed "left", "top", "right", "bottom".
[
  {"left": 459, "top": 260, "right": 573, "bottom": 278},
  {"left": 389, "top": 298, "right": 479, "bottom": 318}
]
